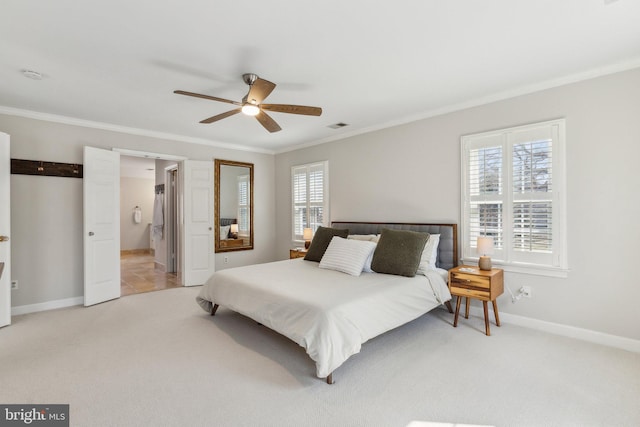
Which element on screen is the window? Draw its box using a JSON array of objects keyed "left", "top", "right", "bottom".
[
  {"left": 237, "top": 174, "right": 249, "bottom": 235},
  {"left": 292, "top": 161, "right": 329, "bottom": 241},
  {"left": 461, "top": 119, "right": 567, "bottom": 276}
]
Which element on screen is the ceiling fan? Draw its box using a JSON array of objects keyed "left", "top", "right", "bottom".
[{"left": 174, "top": 73, "right": 322, "bottom": 133}]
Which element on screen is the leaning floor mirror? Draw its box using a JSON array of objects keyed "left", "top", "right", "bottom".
[{"left": 215, "top": 159, "right": 254, "bottom": 253}]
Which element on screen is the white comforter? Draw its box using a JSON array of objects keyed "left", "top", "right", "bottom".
[{"left": 196, "top": 258, "right": 451, "bottom": 378}]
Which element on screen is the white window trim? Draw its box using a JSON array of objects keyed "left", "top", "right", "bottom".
[
  {"left": 291, "top": 160, "right": 329, "bottom": 244},
  {"left": 461, "top": 119, "right": 568, "bottom": 278}
]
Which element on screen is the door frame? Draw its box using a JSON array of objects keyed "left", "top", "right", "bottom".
[
  {"left": 165, "top": 165, "right": 179, "bottom": 274},
  {"left": 0, "top": 132, "right": 11, "bottom": 327}
]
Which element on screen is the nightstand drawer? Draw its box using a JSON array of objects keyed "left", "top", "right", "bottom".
[
  {"left": 451, "top": 273, "right": 491, "bottom": 289},
  {"left": 450, "top": 286, "right": 490, "bottom": 300}
]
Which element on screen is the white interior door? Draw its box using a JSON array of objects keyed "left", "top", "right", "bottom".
[
  {"left": 0, "top": 133, "right": 11, "bottom": 327},
  {"left": 83, "top": 146, "right": 120, "bottom": 306},
  {"left": 181, "top": 160, "right": 215, "bottom": 286}
]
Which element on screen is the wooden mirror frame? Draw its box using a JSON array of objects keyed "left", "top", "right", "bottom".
[{"left": 214, "top": 159, "right": 254, "bottom": 253}]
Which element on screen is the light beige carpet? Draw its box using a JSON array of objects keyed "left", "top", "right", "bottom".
[{"left": 1, "top": 287, "right": 639, "bottom": 427}]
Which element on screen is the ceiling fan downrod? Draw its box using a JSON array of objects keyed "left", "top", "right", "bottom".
[{"left": 242, "top": 73, "right": 258, "bottom": 86}]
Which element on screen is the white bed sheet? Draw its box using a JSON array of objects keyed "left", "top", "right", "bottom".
[{"left": 196, "top": 258, "right": 451, "bottom": 378}]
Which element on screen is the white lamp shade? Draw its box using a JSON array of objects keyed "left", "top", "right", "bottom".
[
  {"left": 230, "top": 224, "right": 239, "bottom": 233},
  {"left": 303, "top": 228, "right": 313, "bottom": 240},
  {"left": 477, "top": 236, "right": 494, "bottom": 256}
]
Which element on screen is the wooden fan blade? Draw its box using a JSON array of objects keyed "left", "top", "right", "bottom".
[
  {"left": 200, "top": 108, "right": 242, "bottom": 124},
  {"left": 260, "top": 104, "right": 322, "bottom": 116},
  {"left": 246, "top": 78, "right": 276, "bottom": 104},
  {"left": 174, "top": 90, "right": 241, "bottom": 106},
  {"left": 255, "top": 110, "right": 282, "bottom": 133}
]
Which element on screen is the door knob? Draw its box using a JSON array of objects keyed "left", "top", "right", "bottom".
[
  {"left": 88, "top": 232, "right": 95, "bottom": 236},
  {"left": 0, "top": 235, "right": 8, "bottom": 242}
]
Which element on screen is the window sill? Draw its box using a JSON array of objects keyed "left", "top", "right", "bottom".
[{"left": 461, "top": 258, "right": 569, "bottom": 278}]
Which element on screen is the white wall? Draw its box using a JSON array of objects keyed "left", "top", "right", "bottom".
[
  {"left": 275, "top": 67, "right": 640, "bottom": 342},
  {"left": 120, "top": 176, "right": 154, "bottom": 251},
  {"left": 2, "top": 114, "right": 277, "bottom": 307}
]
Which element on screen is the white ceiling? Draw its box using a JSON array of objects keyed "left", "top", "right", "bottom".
[
  {"left": 120, "top": 155, "right": 156, "bottom": 180},
  {"left": 1, "top": 1, "right": 639, "bottom": 153}
]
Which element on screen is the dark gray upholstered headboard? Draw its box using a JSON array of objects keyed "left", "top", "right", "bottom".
[
  {"left": 331, "top": 222, "right": 458, "bottom": 271},
  {"left": 220, "top": 218, "right": 236, "bottom": 226}
]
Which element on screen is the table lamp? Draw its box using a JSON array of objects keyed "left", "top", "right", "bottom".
[
  {"left": 303, "top": 228, "right": 313, "bottom": 249},
  {"left": 477, "top": 236, "right": 494, "bottom": 271},
  {"left": 230, "top": 224, "right": 239, "bottom": 239}
]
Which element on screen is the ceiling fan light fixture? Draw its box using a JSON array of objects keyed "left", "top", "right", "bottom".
[{"left": 241, "top": 104, "right": 260, "bottom": 116}]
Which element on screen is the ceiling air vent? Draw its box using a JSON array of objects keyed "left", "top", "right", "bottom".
[{"left": 328, "top": 122, "right": 349, "bottom": 129}]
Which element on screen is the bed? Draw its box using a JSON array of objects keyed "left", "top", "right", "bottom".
[{"left": 197, "top": 222, "right": 458, "bottom": 384}]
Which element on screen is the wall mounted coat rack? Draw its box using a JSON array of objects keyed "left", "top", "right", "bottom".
[{"left": 11, "top": 159, "right": 83, "bottom": 178}]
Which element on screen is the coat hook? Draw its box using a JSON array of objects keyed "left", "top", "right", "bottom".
[{"left": 37, "top": 161, "right": 44, "bottom": 172}]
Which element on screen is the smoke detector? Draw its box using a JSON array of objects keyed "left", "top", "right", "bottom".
[{"left": 21, "top": 69, "right": 43, "bottom": 80}]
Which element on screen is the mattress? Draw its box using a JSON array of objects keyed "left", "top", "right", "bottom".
[{"left": 197, "top": 258, "right": 451, "bottom": 378}]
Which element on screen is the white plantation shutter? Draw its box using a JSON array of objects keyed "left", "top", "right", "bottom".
[
  {"left": 512, "top": 136, "right": 552, "bottom": 263},
  {"left": 468, "top": 143, "right": 504, "bottom": 258},
  {"left": 292, "top": 167, "right": 307, "bottom": 239},
  {"left": 292, "top": 161, "right": 329, "bottom": 241},
  {"left": 237, "top": 175, "right": 249, "bottom": 235},
  {"left": 462, "top": 119, "right": 567, "bottom": 274}
]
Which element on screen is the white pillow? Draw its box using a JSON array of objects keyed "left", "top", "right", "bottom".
[
  {"left": 417, "top": 234, "right": 440, "bottom": 274},
  {"left": 346, "top": 235, "right": 379, "bottom": 272},
  {"left": 319, "top": 236, "right": 377, "bottom": 276},
  {"left": 347, "top": 234, "right": 379, "bottom": 242},
  {"left": 220, "top": 225, "right": 231, "bottom": 240},
  {"left": 362, "top": 244, "right": 377, "bottom": 273}
]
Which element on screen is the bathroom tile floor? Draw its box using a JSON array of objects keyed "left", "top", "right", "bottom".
[{"left": 120, "top": 252, "right": 181, "bottom": 296}]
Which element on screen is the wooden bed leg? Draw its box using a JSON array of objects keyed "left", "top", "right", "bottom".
[
  {"left": 211, "top": 304, "right": 219, "bottom": 316},
  {"left": 326, "top": 373, "right": 334, "bottom": 384},
  {"left": 445, "top": 301, "right": 454, "bottom": 313}
]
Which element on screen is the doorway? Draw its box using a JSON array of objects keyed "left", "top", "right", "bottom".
[
  {"left": 85, "top": 147, "right": 212, "bottom": 306},
  {"left": 119, "top": 155, "right": 180, "bottom": 296}
]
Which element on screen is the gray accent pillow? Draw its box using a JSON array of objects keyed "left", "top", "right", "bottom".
[
  {"left": 304, "top": 226, "right": 349, "bottom": 262},
  {"left": 371, "top": 228, "right": 430, "bottom": 277}
]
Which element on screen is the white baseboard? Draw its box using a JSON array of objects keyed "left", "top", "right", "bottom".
[
  {"left": 12, "top": 296, "right": 83, "bottom": 316},
  {"left": 462, "top": 304, "right": 640, "bottom": 353}
]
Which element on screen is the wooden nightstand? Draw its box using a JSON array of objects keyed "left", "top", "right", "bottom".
[
  {"left": 448, "top": 265, "right": 504, "bottom": 336},
  {"left": 289, "top": 249, "right": 307, "bottom": 259},
  {"left": 220, "top": 239, "right": 245, "bottom": 248}
]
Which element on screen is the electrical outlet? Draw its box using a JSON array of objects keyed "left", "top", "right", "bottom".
[
  {"left": 11, "top": 280, "right": 18, "bottom": 290},
  {"left": 223, "top": 256, "right": 229, "bottom": 264},
  {"left": 520, "top": 285, "right": 532, "bottom": 298}
]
